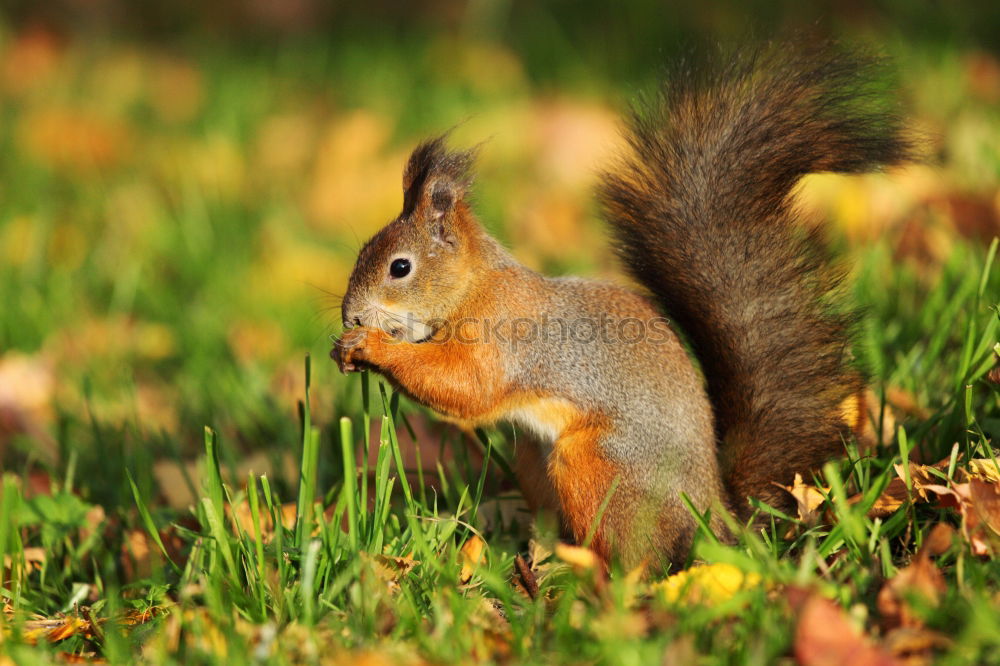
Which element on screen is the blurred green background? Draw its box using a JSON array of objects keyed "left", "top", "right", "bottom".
[{"left": 1, "top": 1, "right": 998, "bottom": 507}]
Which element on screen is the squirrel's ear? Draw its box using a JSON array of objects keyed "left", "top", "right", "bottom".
[
  {"left": 429, "top": 180, "right": 457, "bottom": 218},
  {"left": 401, "top": 135, "right": 477, "bottom": 221}
]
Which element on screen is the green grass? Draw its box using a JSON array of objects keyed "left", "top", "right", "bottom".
[
  {"left": 0, "top": 23, "right": 999, "bottom": 665},
  {"left": 1, "top": 240, "right": 997, "bottom": 663}
]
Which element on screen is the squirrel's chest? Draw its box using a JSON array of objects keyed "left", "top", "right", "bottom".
[{"left": 504, "top": 396, "right": 581, "bottom": 449}]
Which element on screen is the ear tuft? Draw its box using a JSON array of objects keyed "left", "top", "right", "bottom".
[
  {"left": 401, "top": 133, "right": 478, "bottom": 217},
  {"left": 430, "top": 183, "right": 454, "bottom": 215}
]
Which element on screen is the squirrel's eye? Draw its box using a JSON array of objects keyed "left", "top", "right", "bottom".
[{"left": 389, "top": 258, "right": 412, "bottom": 279}]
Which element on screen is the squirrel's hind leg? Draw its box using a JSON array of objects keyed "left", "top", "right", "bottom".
[{"left": 544, "top": 412, "right": 697, "bottom": 571}]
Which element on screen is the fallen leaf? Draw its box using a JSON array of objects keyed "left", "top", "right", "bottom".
[
  {"left": 55, "top": 651, "right": 106, "bottom": 664},
  {"left": 965, "top": 51, "right": 1000, "bottom": 103},
  {"left": 877, "top": 524, "right": 953, "bottom": 630},
  {"left": 227, "top": 498, "right": 298, "bottom": 542},
  {"left": 922, "top": 480, "right": 1000, "bottom": 556},
  {"left": 20, "top": 615, "right": 94, "bottom": 644},
  {"left": 654, "top": 563, "right": 762, "bottom": 605},
  {"left": 968, "top": 478, "right": 1000, "bottom": 549},
  {"left": 966, "top": 459, "right": 1000, "bottom": 484},
  {"left": 884, "top": 626, "right": 952, "bottom": 665},
  {"left": 364, "top": 553, "right": 419, "bottom": 594},
  {"left": 795, "top": 594, "right": 901, "bottom": 666},
  {"left": 121, "top": 605, "right": 167, "bottom": 626},
  {"left": 555, "top": 543, "right": 600, "bottom": 572},
  {"left": 3, "top": 547, "right": 46, "bottom": 573},
  {"left": 459, "top": 535, "right": 486, "bottom": 584},
  {"left": 0, "top": 352, "right": 57, "bottom": 460},
  {"left": 777, "top": 473, "right": 827, "bottom": 525},
  {"left": 469, "top": 598, "right": 513, "bottom": 663},
  {"left": 885, "top": 387, "right": 931, "bottom": 421},
  {"left": 851, "top": 457, "right": 952, "bottom": 519}
]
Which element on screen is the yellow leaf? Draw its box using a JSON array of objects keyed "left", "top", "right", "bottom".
[
  {"left": 777, "top": 473, "right": 827, "bottom": 525},
  {"left": 459, "top": 535, "right": 486, "bottom": 584},
  {"left": 654, "top": 563, "right": 762, "bottom": 604},
  {"left": 554, "top": 543, "right": 599, "bottom": 572},
  {"left": 966, "top": 459, "right": 1000, "bottom": 484}
]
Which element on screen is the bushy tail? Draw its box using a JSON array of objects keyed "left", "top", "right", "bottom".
[{"left": 599, "top": 43, "right": 914, "bottom": 516}]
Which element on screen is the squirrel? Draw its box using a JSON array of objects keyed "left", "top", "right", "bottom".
[{"left": 332, "top": 43, "right": 913, "bottom": 570}]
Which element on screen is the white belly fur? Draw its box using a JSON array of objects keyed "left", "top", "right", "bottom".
[{"left": 505, "top": 397, "right": 579, "bottom": 447}]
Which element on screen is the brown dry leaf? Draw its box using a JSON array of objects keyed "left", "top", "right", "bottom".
[
  {"left": 468, "top": 598, "right": 513, "bottom": 663},
  {"left": 965, "top": 51, "right": 1000, "bottom": 102},
  {"left": 884, "top": 626, "right": 952, "bottom": 666},
  {"left": 21, "top": 615, "right": 94, "bottom": 645},
  {"left": 120, "top": 529, "right": 154, "bottom": 581},
  {"left": 227, "top": 498, "right": 298, "bottom": 542},
  {"left": 55, "top": 652, "right": 106, "bottom": 664},
  {"left": 4, "top": 546, "right": 46, "bottom": 573},
  {"left": 365, "top": 553, "right": 419, "bottom": 594},
  {"left": 777, "top": 473, "right": 828, "bottom": 525},
  {"left": 851, "top": 457, "right": 951, "bottom": 519},
  {"left": 922, "top": 480, "right": 1000, "bottom": 556},
  {"left": 863, "top": 480, "right": 909, "bottom": 519},
  {"left": 877, "top": 524, "right": 953, "bottom": 630},
  {"left": 661, "top": 635, "right": 698, "bottom": 664},
  {"left": 121, "top": 605, "right": 167, "bottom": 627},
  {"left": 81, "top": 505, "right": 107, "bottom": 542},
  {"left": 589, "top": 609, "right": 650, "bottom": 642},
  {"left": 885, "top": 387, "right": 931, "bottom": 421},
  {"left": 459, "top": 535, "right": 486, "bottom": 584},
  {"left": 968, "top": 478, "right": 1000, "bottom": 550},
  {"left": 897, "top": 460, "right": 953, "bottom": 502},
  {"left": 795, "top": 594, "right": 901, "bottom": 666},
  {"left": 0, "top": 352, "right": 57, "bottom": 460}
]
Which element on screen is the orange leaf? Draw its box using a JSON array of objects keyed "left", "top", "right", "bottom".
[
  {"left": 851, "top": 457, "right": 952, "bottom": 519},
  {"left": 877, "top": 524, "right": 953, "bottom": 630},
  {"left": 795, "top": 594, "right": 901, "bottom": 666}
]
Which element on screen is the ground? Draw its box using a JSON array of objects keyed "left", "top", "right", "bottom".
[{"left": 0, "top": 15, "right": 999, "bottom": 665}]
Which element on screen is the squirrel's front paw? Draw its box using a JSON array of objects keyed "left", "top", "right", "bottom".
[{"left": 332, "top": 327, "right": 384, "bottom": 373}]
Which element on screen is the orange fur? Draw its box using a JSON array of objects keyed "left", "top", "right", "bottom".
[
  {"left": 546, "top": 412, "right": 621, "bottom": 562},
  {"left": 339, "top": 324, "right": 508, "bottom": 420}
]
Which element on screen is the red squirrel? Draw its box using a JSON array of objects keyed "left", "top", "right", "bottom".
[{"left": 332, "top": 44, "right": 912, "bottom": 570}]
